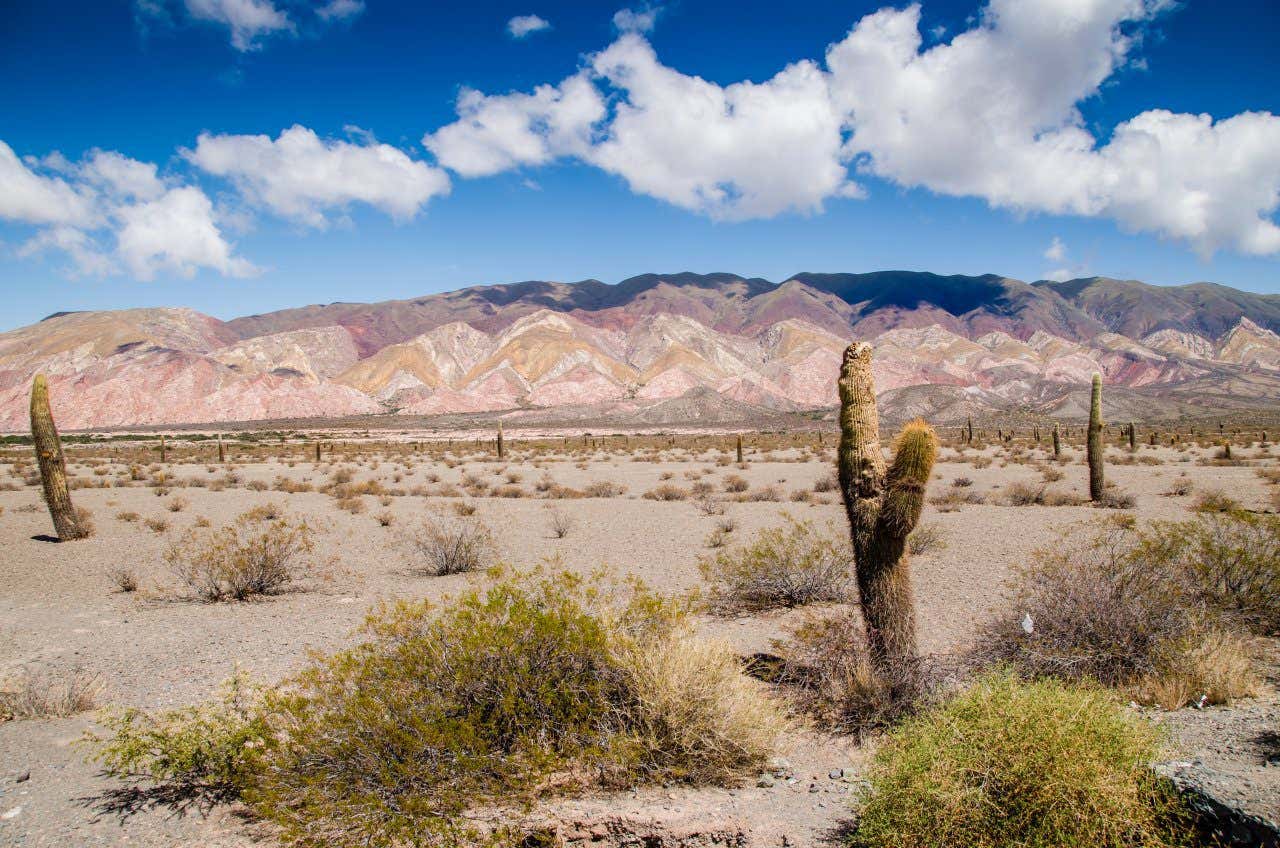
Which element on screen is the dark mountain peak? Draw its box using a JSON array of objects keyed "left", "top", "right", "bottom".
[{"left": 788, "top": 270, "right": 1012, "bottom": 315}]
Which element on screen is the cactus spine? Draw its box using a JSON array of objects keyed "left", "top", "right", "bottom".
[
  {"left": 837, "top": 343, "right": 937, "bottom": 674},
  {"left": 30, "top": 375, "right": 89, "bottom": 541},
  {"left": 735, "top": 433, "right": 744, "bottom": 464},
  {"left": 1087, "top": 373, "right": 1105, "bottom": 502},
  {"left": 497, "top": 421, "right": 505, "bottom": 460}
]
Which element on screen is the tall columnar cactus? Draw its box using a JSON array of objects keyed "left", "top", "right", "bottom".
[
  {"left": 30, "top": 375, "right": 90, "bottom": 541},
  {"left": 159, "top": 434, "right": 167, "bottom": 463},
  {"left": 837, "top": 343, "right": 938, "bottom": 673},
  {"left": 1128, "top": 421, "right": 1136, "bottom": 451},
  {"left": 217, "top": 433, "right": 225, "bottom": 463},
  {"left": 1052, "top": 422, "right": 1061, "bottom": 458},
  {"left": 966, "top": 416, "right": 973, "bottom": 444},
  {"left": 1087, "top": 373, "right": 1105, "bottom": 502},
  {"left": 497, "top": 421, "right": 505, "bottom": 460},
  {"left": 314, "top": 440, "right": 322, "bottom": 463},
  {"left": 736, "top": 433, "right": 744, "bottom": 464}
]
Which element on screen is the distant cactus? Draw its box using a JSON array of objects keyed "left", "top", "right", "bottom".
[
  {"left": 1222, "top": 440, "right": 1233, "bottom": 461},
  {"left": 159, "top": 434, "right": 167, "bottom": 463},
  {"left": 1128, "top": 421, "right": 1136, "bottom": 451},
  {"left": 217, "top": 433, "right": 225, "bottom": 463},
  {"left": 1087, "top": 373, "right": 1105, "bottom": 502},
  {"left": 1052, "top": 422, "right": 1061, "bottom": 458},
  {"left": 314, "top": 440, "right": 322, "bottom": 463},
  {"left": 837, "top": 342, "right": 938, "bottom": 674},
  {"left": 497, "top": 421, "right": 505, "bottom": 460},
  {"left": 30, "top": 374, "right": 90, "bottom": 541},
  {"left": 736, "top": 433, "right": 744, "bottom": 464}
]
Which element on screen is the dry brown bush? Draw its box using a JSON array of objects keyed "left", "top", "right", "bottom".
[
  {"left": 165, "top": 511, "right": 315, "bottom": 602},
  {"left": 403, "top": 514, "right": 497, "bottom": 576},
  {"left": 700, "top": 515, "right": 851, "bottom": 614},
  {"left": 643, "top": 484, "right": 689, "bottom": 501},
  {"left": 0, "top": 666, "right": 103, "bottom": 720}
]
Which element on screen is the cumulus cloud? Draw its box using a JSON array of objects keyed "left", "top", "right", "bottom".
[
  {"left": 422, "top": 0, "right": 1280, "bottom": 256},
  {"left": 316, "top": 0, "right": 364, "bottom": 22},
  {"left": 586, "top": 35, "right": 857, "bottom": 219},
  {"left": 612, "top": 5, "right": 661, "bottom": 33},
  {"left": 187, "top": 125, "right": 451, "bottom": 226},
  {"left": 423, "top": 75, "right": 605, "bottom": 177},
  {"left": 0, "top": 140, "right": 253, "bottom": 279},
  {"left": 507, "top": 14, "right": 551, "bottom": 39},
  {"left": 116, "top": 186, "right": 258, "bottom": 279}
]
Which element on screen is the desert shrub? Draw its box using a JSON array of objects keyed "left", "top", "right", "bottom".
[
  {"left": 242, "top": 501, "right": 283, "bottom": 522},
  {"left": 721, "top": 474, "right": 749, "bottom": 493},
  {"left": 110, "top": 567, "right": 139, "bottom": 593},
  {"left": 1139, "top": 511, "right": 1280, "bottom": 635},
  {"left": 1096, "top": 488, "right": 1136, "bottom": 509},
  {"left": 699, "top": 514, "right": 851, "bottom": 614},
  {"left": 772, "top": 614, "right": 943, "bottom": 738},
  {"left": 973, "top": 517, "right": 1260, "bottom": 707},
  {"left": 1039, "top": 465, "right": 1065, "bottom": 482},
  {"left": 812, "top": 472, "right": 837, "bottom": 493},
  {"left": 583, "top": 480, "right": 626, "bottom": 498},
  {"left": 547, "top": 507, "right": 575, "bottom": 539},
  {"left": 643, "top": 483, "right": 688, "bottom": 501},
  {"left": 165, "top": 511, "right": 314, "bottom": 602},
  {"left": 907, "top": 522, "right": 948, "bottom": 556},
  {"left": 451, "top": 500, "right": 478, "bottom": 516},
  {"left": 167, "top": 496, "right": 189, "bottom": 512},
  {"left": 403, "top": 514, "right": 497, "bottom": 575},
  {"left": 116, "top": 510, "right": 140, "bottom": 522},
  {"left": 374, "top": 510, "right": 394, "bottom": 527},
  {"left": 951, "top": 476, "right": 973, "bottom": 488},
  {"left": 90, "top": 671, "right": 266, "bottom": 803},
  {"left": 0, "top": 665, "right": 102, "bottom": 720},
  {"left": 244, "top": 571, "right": 782, "bottom": 846},
  {"left": 1192, "top": 488, "right": 1241, "bottom": 513},
  {"left": 852, "top": 671, "right": 1191, "bottom": 848},
  {"left": 145, "top": 516, "right": 170, "bottom": 533}
]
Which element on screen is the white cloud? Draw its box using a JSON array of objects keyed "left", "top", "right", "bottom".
[
  {"left": 586, "top": 35, "right": 856, "bottom": 219},
  {"left": 1, "top": 140, "right": 253, "bottom": 280},
  {"left": 612, "top": 5, "right": 660, "bottom": 33},
  {"left": 507, "top": 14, "right": 550, "bottom": 39},
  {"left": 188, "top": 125, "right": 451, "bottom": 227},
  {"left": 424, "top": 75, "right": 605, "bottom": 177},
  {"left": 0, "top": 141, "right": 94, "bottom": 227},
  {"left": 116, "top": 186, "right": 258, "bottom": 279},
  {"left": 1045, "top": 268, "right": 1072, "bottom": 282},
  {"left": 317, "top": 0, "right": 364, "bottom": 22},
  {"left": 421, "top": 0, "right": 1280, "bottom": 256},
  {"left": 183, "top": 0, "right": 293, "bottom": 50},
  {"left": 1044, "top": 236, "right": 1066, "bottom": 262}
]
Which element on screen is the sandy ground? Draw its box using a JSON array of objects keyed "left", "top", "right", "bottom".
[{"left": 1, "top": 439, "right": 1277, "bottom": 846}]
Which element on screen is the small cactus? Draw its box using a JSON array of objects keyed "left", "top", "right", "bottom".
[
  {"left": 217, "top": 433, "right": 226, "bottom": 463},
  {"left": 1128, "top": 421, "right": 1136, "bottom": 452},
  {"left": 736, "top": 433, "right": 744, "bottom": 464},
  {"left": 1052, "top": 422, "right": 1061, "bottom": 458},
  {"left": 315, "top": 440, "right": 322, "bottom": 463},
  {"left": 966, "top": 416, "right": 973, "bottom": 444},
  {"left": 497, "top": 420, "right": 505, "bottom": 460},
  {"left": 159, "top": 434, "right": 167, "bottom": 463},
  {"left": 1087, "top": 373, "right": 1105, "bottom": 502},
  {"left": 837, "top": 342, "right": 937, "bottom": 674},
  {"left": 30, "top": 374, "right": 90, "bottom": 540}
]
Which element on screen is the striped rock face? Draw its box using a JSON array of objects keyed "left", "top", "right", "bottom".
[{"left": 2, "top": 272, "right": 1278, "bottom": 429}]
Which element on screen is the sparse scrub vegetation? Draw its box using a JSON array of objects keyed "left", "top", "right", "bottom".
[
  {"left": 403, "top": 513, "right": 497, "bottom": 575},
  {"left": 165, "top": 510, "right": 315, "bottom": 602},
  {"left": 92, "top": 571, "right": 784, "bottom": 847},
  {"left": 699, "top": 514, "right": 851, "bottom": 614},
  {"left": 1, "top": 665, "right": 103, "bottom": 720}
]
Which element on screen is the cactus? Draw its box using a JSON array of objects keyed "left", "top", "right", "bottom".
[
  {"left": 1222, "top": 440, "right": 1232, "bottom": 461},
  {"left": 1087, "top": 373, "right": 1105, "bottom": 502},
  {"left": 29, "top": 375, "right": 90, "bottom": 541},
  {"left": 1052, "top": 422, "right": 1061, "bottom": 458},
  {"left": 497, "top": 421, "right": 505, "bottom": 460},
  {"left": 837, "top": 343, "right": 937, "bottom": 674},
  {"left": 736, "top": 433, "right": 744, "bottom": 464},
  {"left": 314, "top": 440, "right": 322, "bottom": 463},
  {"left": 159, "top": 434, "right": 167, "bottom": 463},
  {"left": 966, "top": 416, "right": 973, "bottom": 444},
  {"left": 217, "top": 433, "right": 225, "bottom": 463},
  {"left": 1128, "top": 422, "right": 1136, "bottom": 451}
]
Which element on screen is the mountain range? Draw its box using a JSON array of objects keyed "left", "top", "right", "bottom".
[{"left": 2, "top": 271, "right": 1279, "bottom": 431}]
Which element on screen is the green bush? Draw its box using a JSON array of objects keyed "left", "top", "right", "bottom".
[
  {"left": 699, "top": 514, "right": 852, "bottom": 614},
  {"left": 853, "top": 671, "right": 1191, "bottom": 848},
  {"left": 94, "top": 570, "right": 784, "bottom": 847},
  {"left": 89, "top": 671, "right": 266, "bottom": 801}
]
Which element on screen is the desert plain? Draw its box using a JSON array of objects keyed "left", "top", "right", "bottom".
[{"left": 1, "top": 429, "right": 1277, "bottom": 847}]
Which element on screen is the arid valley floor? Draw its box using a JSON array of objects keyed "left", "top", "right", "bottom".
[{"left": 2, "top": 432, "right": 1278, "bottom": 847}]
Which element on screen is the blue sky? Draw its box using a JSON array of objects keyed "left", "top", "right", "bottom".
[{"left": 1, "top": 0, "right": 1279, "bottom": 332}]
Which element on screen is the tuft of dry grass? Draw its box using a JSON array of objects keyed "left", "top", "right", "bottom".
[
  {"left": 165, "top": 510, "right": 315, "bottom": 602},
  {"left": 403, "top": 514, "right": 497, "bottom": 576},
  {"left": 0, "top": 666, "right": 103, "bottom": 720}
]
